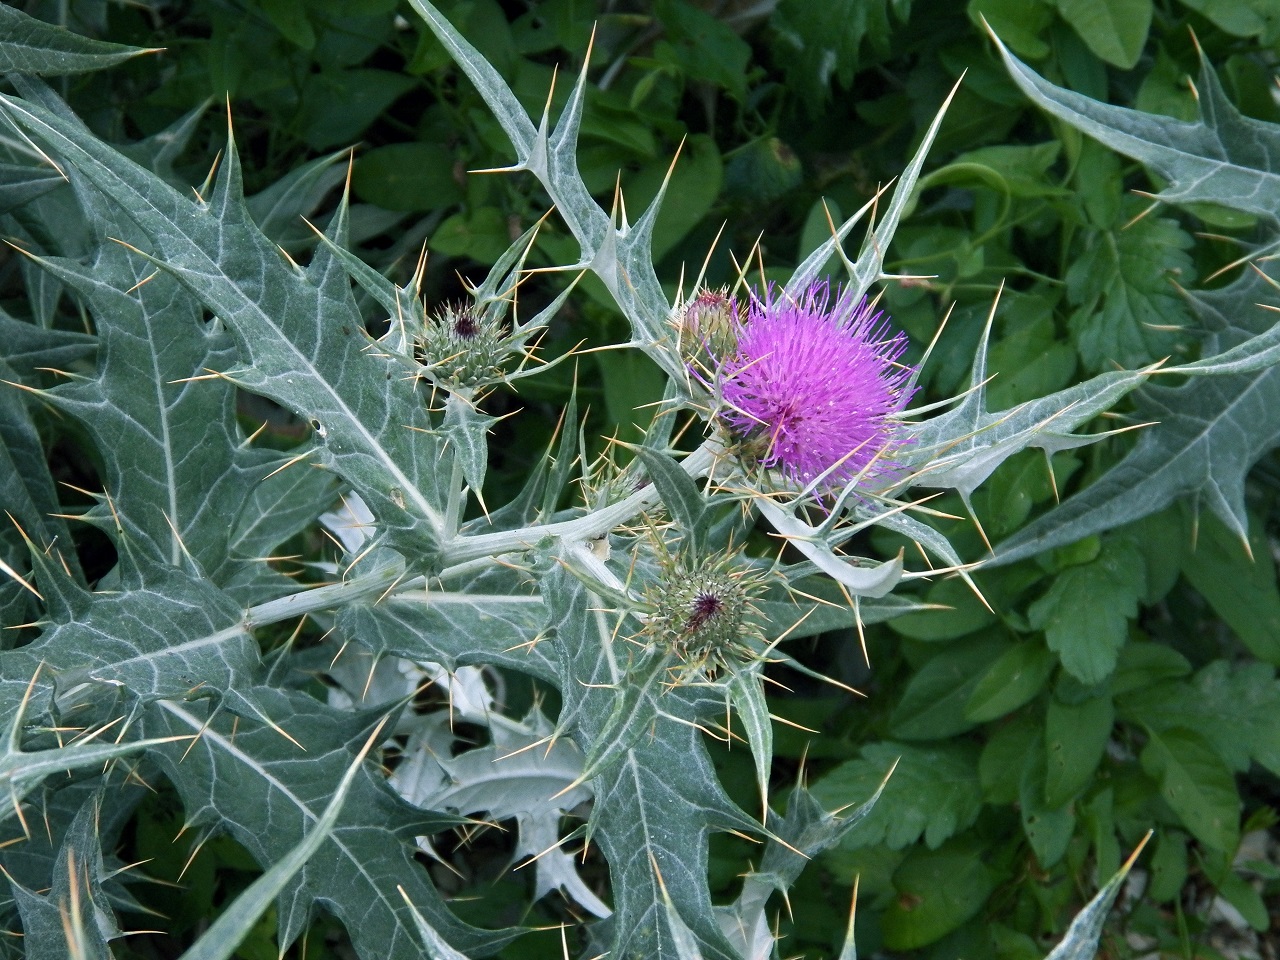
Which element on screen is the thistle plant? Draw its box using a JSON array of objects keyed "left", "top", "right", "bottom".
[{"left": 3, "top": 4, "right": 1280, "bottom": 959}]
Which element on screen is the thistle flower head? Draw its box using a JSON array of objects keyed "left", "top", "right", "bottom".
[
  {"left": 415, "top": 301, "right": 511, "bottom": 388},
  {"left": 640, "top": 547, "right": 765, "bottom": 681},
  {"left": 717, "top": 282, "right": 914, "bottom": 491}
]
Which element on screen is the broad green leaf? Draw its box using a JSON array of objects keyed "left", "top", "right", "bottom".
[
  {"left": 1140, "top": 728, "right": 1240, "bottom": 852},
  {"left": 915, "top": 142, "right": 1066, "bottom": 202},
  {"left": 1180, "top": 512, "right": 1280, "bottom": 664},
  {"left": 1109, "top": 641, "right": 1190, "bottom": 695},
  {"left": 1018, "top": 751, "right": 1073, "bottom": 867},
  {"left": 1066, "top": 204, "right": 1195, "bottom": 373},
  {"left": 888, "top": 577, "right": 996, "bottom": 642},
  {"left": 1214, "top": 868, "right": 1271, "bottom": 932},
  {"left": 967, "top": 0, "right": 1053, "bottom": 59},
  {"left": 1174, "top": 0, "right": 1273, "bottom": 38},
  {"left": 0, "top": 6, "right": 158, "bottom": 76},
  {"left": 965, "top": 641, "right": 1055, "bottom": 722},
  {"left": 881, "top": 841, "right": 996, "bottom": 949},
  {"left": 259, "top": 0, "right": 315, "bottom": 49},
  {"left": 296, "top": 69, "right": 417, "bottom": 150},
  {"left": 353, "top": 143, "right": 463, "bottom": 211},
  {"left": 1146, "top": 830, "right": 1188, "bottom": 902},
  {"left": 1054, "top": 0, "right": 1151, "bottom": 69},
  {"left": 811, "top": 741, "right": 983, "bottom": 850},
  {"left": 889, "top": 636, "right": 1008, "bottom": 739},
  {"left": 770, "top": 0, "right": 909, "bottom": 105},
  {"left": 1029, "top": 538, "right": 1145, "bottom": 684},
  {"left": 979, "top": 712, "right": 1038, "bottom": 805},
  {"left": 653, "top": 0, "right": 751, "bottom": 102},
  {"left": 1044, "top": 695, "right": 1113, "bottom": 807},
  {"left": 1118, "top": 660, "right": 1280, "bottom": 775},
  {"left": 626, "top": 133, "right": 723, "bottom": 262}
]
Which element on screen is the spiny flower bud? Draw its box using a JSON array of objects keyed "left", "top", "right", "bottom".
[
  {"left": 414, "top": 302, "right": 511, "bottom": 388},
  {"left": 674, "top": 287, "right": 741, "bottom": 370},
  {"left": 641, "top": 549, "right": 765, "bottom": 680}
]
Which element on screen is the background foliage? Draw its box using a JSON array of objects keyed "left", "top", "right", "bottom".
[{"left": 2, "top": 0, "right": 1279, "bottom": 958}]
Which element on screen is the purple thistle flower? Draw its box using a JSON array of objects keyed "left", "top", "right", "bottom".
[{"left": 719, "top": 282, "right": 914, "bottom": 490}]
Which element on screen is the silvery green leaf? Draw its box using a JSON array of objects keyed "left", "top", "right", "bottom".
[
  {"left": 756, "top": 498, "right": 903, "bottom": 598},
  {"left": 726, "top": 667, "right": 772, "bottom": 817},
  {"left": 994, "top": 263, "right": 1280, "bottom": 564},
  {"left": 906, "top": 303, "right": 1155, "bottom": 498},
  {"left": 335, "top": 564, "right": 555, "bottom": 684},
  {"left": 541, "top": 560, "right": 756, "bottom": 960},
  {"left": 31, "top": 241, "right": 276, "bottom": 587},
  {"left": 0, "top": 678, "right": 187, "bottom": 824},
  {"left": 440, "top": 393, "right": 495, "bottom": 497},
  {"left": 991, "top": 30, "right": 1280, "bottom": 222},
  {"left": 0, "top": 92, "right": 451, "bottom": 567},
  {"left": 178, "top": 718, "right": 385, "bottom": 960},
  {"left": 8, "top": 796, "right": 120, "bottom": 960},
  {"left": 0, "top": 351, "right": 84, "bottom": 629},
  {"left": 6, "top": 549, "right": 263, "bottom": 710},
  {"left": 0, "top": 160, "right": 64, "bottom": 214},
  {"left": 726, "top": 779, "right": 886, "bottom": 958},
  {"left": 1041, "top": 835, "right": 1150, "bottom": 960},
  {"left": 632, "top": 445, "right": 711, "bottom": 556},
  {"left": 143, "top": 689, "right": 520, "bottom": 959},
  {"left": 405, "top": 0, "right": 678, "bottom": 375},
  {"left": 0, "top": 6, "right": 157, "bottom": 76}
]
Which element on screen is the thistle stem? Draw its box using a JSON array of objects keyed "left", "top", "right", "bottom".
[{"left": 438, "top": 440, "right": 719, "bottom": 566}]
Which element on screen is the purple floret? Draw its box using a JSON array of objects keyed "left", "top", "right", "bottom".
[{"left": 720, "top": 282, "right": 914, "bottom": 490}]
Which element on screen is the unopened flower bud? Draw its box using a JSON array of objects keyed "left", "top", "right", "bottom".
[
  {"left": 415, "top": 302, "right": 510, "bottom": 387},
  {"left": 675, "top": 287, "right": 741, "bottom": 369}
]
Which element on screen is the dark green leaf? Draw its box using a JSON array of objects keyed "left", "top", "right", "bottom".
[
  {"left": 1067, "top": 203, "right": 1195, "bottom": 373},
  {"left": 881, "top": 842, "right": 996, "bottom": 949},
  {"left": 1044, "top": 695, "right": 1113, "bottom": 807},
  {"left": 811, "top": 741, "right": 983, "bottom": 850},
  {"left": 1055, "top": 0, "right": 1151, "bottom": 69},
  {"left": 889, "top": 636, "right": 1008, "bottom": 739},
  {"left": 1028, "top": 538, "right": 1145, "bottom": 684},
  {"left": 1140, "top": 728, "right": 1240, "bottom": 852},
  {"left": 1180, "top": 512, "right": 1280, "bottom": 663},
  {"left": 1019, "top": 751, "right": 1073, "bottom": 867},
  {"left": 964, "top": 641, "right": 1055, "bottom": 722},
  {"left": 353, "top": 143, "right": 463, "bottom": 212}
]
